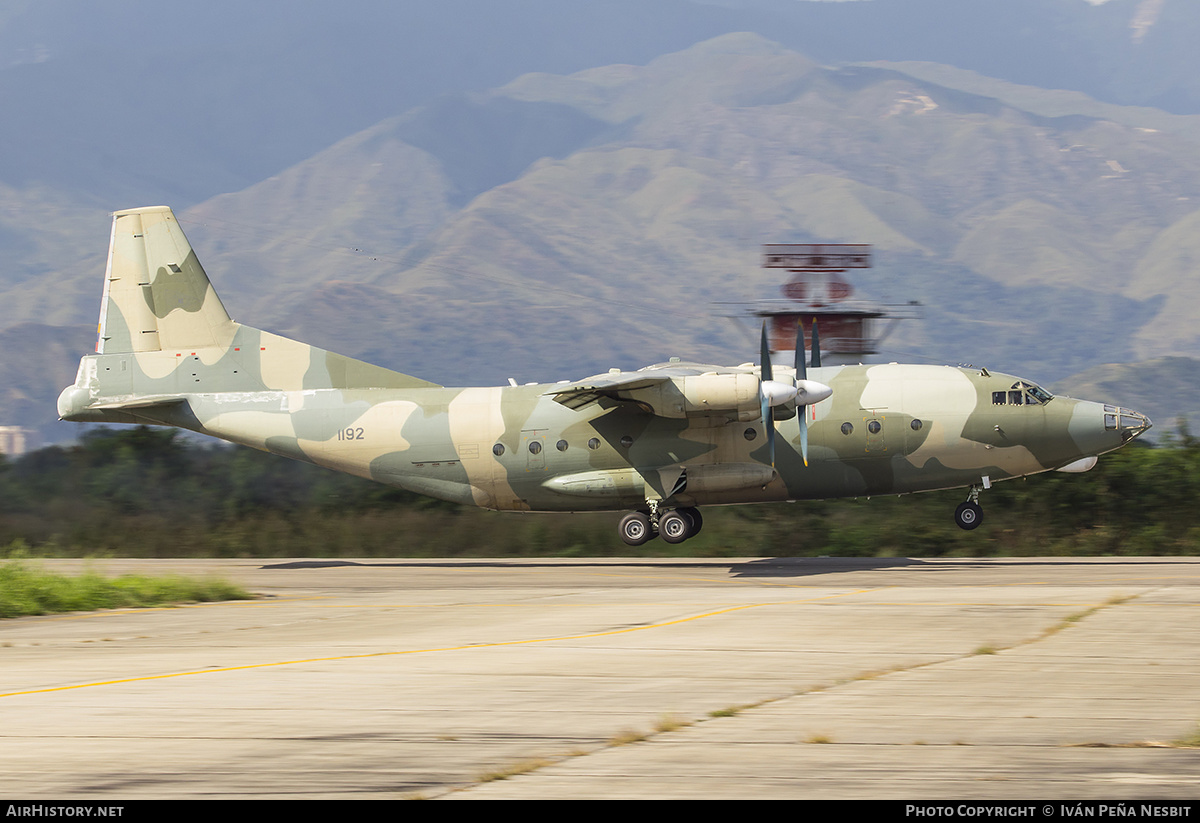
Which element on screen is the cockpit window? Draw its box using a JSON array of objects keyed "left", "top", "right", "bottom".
[
  {"left": 994, "top": 382, "right": 1054, "bottom": 406},
  {"left": 1026, "top": 385, "right": 1053, "bottom": 404}
]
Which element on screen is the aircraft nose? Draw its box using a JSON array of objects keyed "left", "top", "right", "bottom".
[
  {"left": 1068, "top": 400, "right": 1151, "bottom": 456},
  {"left": 1104, "top": 405, "right": 1153, "bottom": 442}
]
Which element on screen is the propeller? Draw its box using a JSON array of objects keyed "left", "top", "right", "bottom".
[
  {"left": 759, "top": 322, "right": 795, "bottom": 466},
  {"left": 758, "top": 320, "right": 833, "bottom": 468},
  {"left": 793, "top": 320, "right": 832, "bottom": 465}
]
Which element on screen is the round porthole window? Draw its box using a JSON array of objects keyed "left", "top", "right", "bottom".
[
  {"left": 841, "top": 422, "right": 853, "bottom": 436},
  {"left": 588, "top": 437, "right": 601, "bottom": 450},
  {"left": 620, "top": 435, "right": 633, "bottom": 448},
  {"left": 492, "top": 444, "right": 505, "bottom": 456},
  {"left": 910, "top": 419, "right": 923, "bottom": 431},
  {"left": 556, "top": 439, "right": 569, "bottom": 451},
  {"left": 529, "top": 441, "right": 542, "bottom": 455},
  {"left": 744, "top": 428, "right": 757, "bottom": 441},
  {"left": 868, "top": 420, "right": 882, "bottom": 434}
]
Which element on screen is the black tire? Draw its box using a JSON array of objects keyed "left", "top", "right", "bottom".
[
  {"left": 619, "top": 511, "right": 654, "bottom": 546},
  {"left": 954, "top": 501, "right": 983, "bottom": 531},
  {"left": 658, "top": 510, "right": 692, "bottom": 544},
  {"left": 678, "top": 507, "right": 703, "bottom": 537}
]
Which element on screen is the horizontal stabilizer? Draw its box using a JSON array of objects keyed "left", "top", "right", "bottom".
[{"left": 86, "top": 395, "right": 187, "bottom": 411}]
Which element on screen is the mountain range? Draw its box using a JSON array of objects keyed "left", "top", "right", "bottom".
[{"left": 2, "top": 2, "right": 1199, "bottom": 444}]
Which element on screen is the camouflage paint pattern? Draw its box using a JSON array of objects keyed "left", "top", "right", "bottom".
[{"left": 59, "top": 207, "right": 1151, "bottom": 518}]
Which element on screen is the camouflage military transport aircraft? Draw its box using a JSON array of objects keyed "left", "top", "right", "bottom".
[{"left": 59, "top": 207, "right": 1153, "bottom": 545}]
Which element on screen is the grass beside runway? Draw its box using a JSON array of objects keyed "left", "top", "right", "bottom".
[{"left": 0, "top": 558, "right": 252, "bottom": 617}]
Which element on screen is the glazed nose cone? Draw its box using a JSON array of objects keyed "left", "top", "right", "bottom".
[
  {"left": 1107, "top": 406, "right": 1153, "bottom": 442},
  {"left": 1067, "top": 401, "right": 1151, "bottom": 457}
]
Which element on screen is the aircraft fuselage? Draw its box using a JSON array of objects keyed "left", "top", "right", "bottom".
[{"left": 61, "top": 352, "right": 1143, "bottom": 513}]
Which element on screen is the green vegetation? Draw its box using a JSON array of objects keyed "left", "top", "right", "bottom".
[
  {"left": 1173, "top": 725, "right": 1200, "bottom": 749},
  {"left": 1, "top": 426, "right": 1198, "bottom": 558},
  {"left": 0, "top": 558, "right": 250, "bottom": 617}
]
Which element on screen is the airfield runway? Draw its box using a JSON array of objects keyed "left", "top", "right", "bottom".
[{"left": 2, "top": 556, "right": 1199, "bottom": 800}]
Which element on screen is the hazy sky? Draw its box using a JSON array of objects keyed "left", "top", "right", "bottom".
[{"left": 781, "top": 0, "right": 1118, "bottom": 3}]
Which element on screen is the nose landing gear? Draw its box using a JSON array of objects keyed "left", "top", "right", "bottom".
[
  {"left": 618, "top": 506, "right": 704, "bottom": 546},
  {"left": 954, "top": 484, "right": 984, "bottom": 531}
]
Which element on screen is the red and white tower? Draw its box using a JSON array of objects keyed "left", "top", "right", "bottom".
[{"left": 752, "top": 244, "right": 918, "bottom": 367}]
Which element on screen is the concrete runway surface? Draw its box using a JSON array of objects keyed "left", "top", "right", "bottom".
[{"left": 2, "top": 556, "right": 1199, "bottom": 800}]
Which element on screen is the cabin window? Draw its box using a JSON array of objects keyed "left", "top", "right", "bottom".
[
  {"left": 867, "top": 420, "right": 881, "bottom": 434},
  {"left": 588, "top": 437, "right": 601, "bottom": 450},
  {"left": 1105, "top": 414, "right": 1117, "bottom": 430},
  {"left": 528, "top": 441, "right": 542, "bottom": 455},
  {"left": 556, "top": 439, "right": 569, "bottom": 451},
  {"left": 492, "top": 444, "right": 505, "bottom": 456},
  {"left": 910, "top": 419, "right": 923, "bottom": 431},
  {"left": 744, "top": 428, "right": 757, "bottom": 441},
  {"left": 841, "top": 422, "right": 853, "bottom": 435},
  {"left": 992, "top": 391, "right": 1006, "bottom": 405},
  {"left": 619, "top": 435, "right": 633, "bottom": 448}
]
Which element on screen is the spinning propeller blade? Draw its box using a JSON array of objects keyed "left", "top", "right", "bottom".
[
  {"left": 792, "top": 320, "right": 834, "bottom": 466},
  {"left": 758, "top": 321, "right": 830, "bottom": 468},
  {"left": 760, "top": 322, "right": 776, "bottom": 466},
  {"left": 796, "top": 321, "right": 809, "bottom": 466}
]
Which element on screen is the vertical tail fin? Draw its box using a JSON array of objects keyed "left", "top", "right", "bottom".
[
  {"left": 60, "top": 202, "right": 441, "bottom": 429},
  {"left": 97, "top": 206, "right": 236, "bottom": 354}
]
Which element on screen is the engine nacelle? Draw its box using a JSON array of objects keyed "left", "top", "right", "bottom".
[{"left": 624, "top": 373, "right": 763, "bottom": 421}]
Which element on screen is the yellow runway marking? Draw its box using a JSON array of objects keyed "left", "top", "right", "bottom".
[{"left": 1, "top": 602, "right": 766, "bottom": 699}]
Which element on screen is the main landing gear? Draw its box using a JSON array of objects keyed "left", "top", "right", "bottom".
[{"left": 619, "top": 506, "right": 704, "bottom": 546}]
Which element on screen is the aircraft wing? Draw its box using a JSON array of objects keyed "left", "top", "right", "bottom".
[
  {"left": 546, "top": 372, "right": 667, "bottom": 411},
  {"left": 546, "top": 364, "right": 765, "bottom": 421}
]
